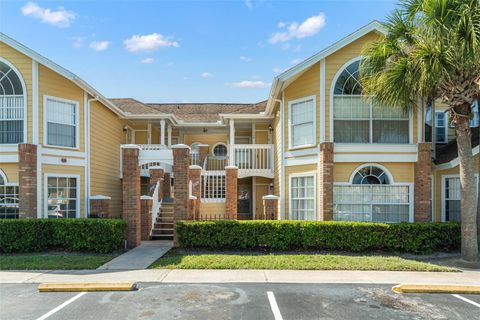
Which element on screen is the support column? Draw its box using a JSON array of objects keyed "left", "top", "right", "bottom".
[
  {"left": 18, "top": 143, "right": 37, "bottom": 218},
  {"left": 140, "top": 195, "right": 153, "bottom": 241},
  {"left": 163, "top": 172, "right": 171, "bottom": 199},
  {"left": 414, "top": 142, "right": 432, "bottom": 222},
  {"left": 122, "top": 145, "right": 141, "bottom": 248},
  {"left": 229, "top": 120, "right": 235, "bottom": 166},
  {"left": 263, "top": 195, "right": 279, "bottom": 220},
  {"left": 90, "top": 195, "right": 111, "bottom": 218},
  {"left": 160, "top": 120, "right": 166, "bottom": 146},
  {"left": 172, "top": 144, "right": 190, "bottom": 220},
  {"left": 167, "top": 125, "right": 172, "bottom": 147},
  {"left": 149, "top": 166, "right": 164, "bottom": 201},
  {"left": 319, "top": 142, "right": 334, "bottom": 221},
  {"left": 198, "top": 144, "right": 209, "bottom": 168},
  {"left": 189, "top": 165, "right": 202, "bottom": 219},
  {"left": 225, "top": 166, "right": 238, "bottom": 219}
]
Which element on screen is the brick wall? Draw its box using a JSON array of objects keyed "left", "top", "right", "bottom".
[
  {"left": 90, "top": 195, "right": 111, "bottom": 218},
  {"left": 173, "top": 144, "right": 190, "bottom": 220},
  {"left": 414, "top": 142, "right": 432, "bottom": 222},
  {"left": 319, "top": 142, "right": 334, "bottom": 221},
  {"left": 149, "top": 167, "right": 164, "bottom": 201},
  {"left": 189, "top": 165, "right": 202, "bottom": 220},
  {"left": 198, "top": 144, "right": 209, "bottom": 168},
  {"left": 122, "top": 146, "right": 141, "bottom": 248},
  {"left": 18, "top": 143, "right": 37, "bottom": 218},
  {"left": 140, "top": 196, "right": 153, "bottom": 241},
  {"left": 262, "top": 195, "right": 279, "bottom": 220},
  {"left": 225, "top": 166, "right": 238, "bottom": 219},
  {"left": 163, "top": 172, "right": 171, "bottom": 199}
]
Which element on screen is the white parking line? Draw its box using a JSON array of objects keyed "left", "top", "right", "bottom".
[
  {"left": 35, "top": 292, "right": 87, "bottom": 320},
  {"left": 452, "top": 294, "right": 480, "bottom": 308},
  {"left": 267, "top": 291, "right": 284, "bottom": 320}
]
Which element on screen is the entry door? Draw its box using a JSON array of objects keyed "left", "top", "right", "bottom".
[{"left": 237, "top": 183, "right": 252, "bottom": 216}]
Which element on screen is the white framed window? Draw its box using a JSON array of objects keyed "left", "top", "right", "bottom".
[
  {"left": 332, "top": 58, "right": 410, "bottom": 144},
  {"left": 289, "top": 174, "right": 316, "bottom": 220},
  {"left": 0, "top": 59, "right": 27, "bottom": 144},
  {"left": 333, "top": 164, "right": 412, "bottom": 223},
  {"left": 45, "top": 174, "right": 80, "bottom": 218},
  {"left": 44, "top": 95, "right": 79, "bottom": 148},
  {"left": 435, "top": 111, "right": 448, "bottom": 143},
  {"left": 288, "top": 96, "right": 316, "bottom": 149},
  {"left": 0, "top": 170, "right": 19, "bottom": 219},
  {"left": 441, "top": 174, "right": 479, "bottom": 222},
  {"left": 212, "top": 142, "right": 228, "bottom": 157}
]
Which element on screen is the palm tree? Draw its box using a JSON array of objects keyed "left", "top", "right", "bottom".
[{"left": 360, "top": 0, "right": 479, "bottom": 262}]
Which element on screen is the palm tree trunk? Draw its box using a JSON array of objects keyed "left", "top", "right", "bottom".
[{"left": 456, "top": 107, "right": 478, "bottom": 262}]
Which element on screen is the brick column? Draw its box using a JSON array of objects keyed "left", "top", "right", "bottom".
[
  {"left": 188, "top": 195, "right": 197, "bottom": 220},
  {"left": 172, "top": 144, "right": 190, "bottom": 220},
  {"left": 18, "top": 143, "right": 37, "bottom": 218},
  {"left": 122, "top": 146, "right": 141, "bottom": 248},
  {"left": 89, "top": 195, "right": 111, "bottom": 218},
  {"left": 263, "top": 195, "right": 279, "bottom": 220},
  {"left": 140, "top": 196, "right": 153, "bottom": 241},
  {"left": 189, "top": 165, "right": 202, "bottom": 220},
  {"left": 163, "top": 172, "right": 171, "bottom": 199},
  {"left": 149, "top": 166, "right": 164, "bottom": 201},
  {"left": 414, "top": 143, "right": 432, "bottom": 222},
  {"left": 225, "top": 166, "right": 238, "bottom": 219},
  {"left": 319, "top": 142, "right": 334, "bottom": 221},
  {"left": 198, "top": 144, "right": 209, "bottom": 168}
]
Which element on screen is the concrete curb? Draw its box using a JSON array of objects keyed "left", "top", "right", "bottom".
[
  {"left": 38, "top": 282, "right": 136, "bottom": 292},
  {"left": 392, "top": 283, "right": 480, "bottom": 294}
]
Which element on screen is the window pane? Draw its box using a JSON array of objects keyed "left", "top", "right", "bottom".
[
  {"left": 291, "top": 98, "right": 314, "bottom": 147},
  {"left": 0, "top": 120, "right": 23, "bottom": 144},
  {"left": 372, "top": 120, "right": 409, "bottom": 143},
  {"left": 290, "top": 176, "right": 315, "bottom": 221},
  {"left": 47, "top": 123, "right": 76, "bottom": 147},
  {"left": 47, "top": 176, "right": 78, "bottom": 219},
  {"left": 334, "top": 120, "right": 369, "bottom": 143},
  {"left": 333, "top": 96, "right": 370, "bottom": 119},
  {"left": 292, "top": 122, "right": 313, "bottom": 146}
]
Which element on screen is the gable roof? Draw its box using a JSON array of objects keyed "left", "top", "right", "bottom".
[
  {"left": 110, "top": 98, "right": 268, "bottom": 124},
  {"left": 0, "top": 32, "right": 124, "bottom": 117},
  {"left": 264, "top": 20, "right": 386, "bottom": 115}
]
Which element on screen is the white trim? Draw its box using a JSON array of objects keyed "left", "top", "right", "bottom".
[
  {"left": 440, "top": 173, "right": 479, "bottom": 222},
  {"left": 252, "top": 176, "right": 256, "bottom": 219},
  {"left": 41, "top": 156, "right": 86, "bottom": 166},
  {"left": 44, "top": 173, "right": 80, "bottom": 218},
  {"left": 434, "top": 145, "right": 479, "bottom": 170},
  {"left": 0, "top": 169, "right": 15, "bottom": 185},
  {"left": 284, "top": 146, "right": 319, "bottom": 158},
  {"left": 348, "top": 163, "right": 395, "bottom": 184},
  {"left": 41, "top": 147, "right": 85, "bottom": 158},
  {"left": 280, "top": 94, "right": 285, "bottom": 220},
  {"left": 0, "top": 154, "right": 19, "bottom": 162},
  {"left": 36, "top": 144, "right": 42, "bottom": 218},
  {"left": 288, "top": 95, "right": 317, "bottom": 150},
  {"left": 212, "top": 142, "right": 228, "bottom": 157},
  {"left": 334, "top": 154, "right": 417, "bottom": 163},
  {"left": 417, "top": 100, "right": 423, "bottom": 143},
  {"left": 43, "top": 95, "right": 80, "bottom": 150},
  {"left": 0, "top": 145, "right": 18, "bottom": 152},
  {"left": 32, "top": 60, "right": 39, "bottom": 144},
  {"left": 285, "top": 156, "right": 318, "bottom": 166},
  {"left": 0, "top": 57, "right": 28, "bottom": 144},
  {"left": 289, "top": 173, "right": 317, "bottom": 221},
  {"left": 320, "top": 59, "right": 326, "bottom": 143},
  {"left": 334, "top": 144, "right": 417, "bottom": 153}
]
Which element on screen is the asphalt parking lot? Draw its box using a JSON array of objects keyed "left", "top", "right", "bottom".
[{"left": 1, "top": 283, "right": 479, "bottom": 320}]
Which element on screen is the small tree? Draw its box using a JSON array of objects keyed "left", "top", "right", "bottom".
[{"left": 360, "top": 0, "right": 479, "bottom": 261}]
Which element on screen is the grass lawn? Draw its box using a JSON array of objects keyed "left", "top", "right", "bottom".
[
  {"left": 0, "top": 252, "right": 119, "bottom": 270},
  {"left": 149, "top": 250, "right": 457, "bottom": 272}
]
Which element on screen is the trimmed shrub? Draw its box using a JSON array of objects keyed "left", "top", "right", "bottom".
[
  {"left": 176, "top": 220, "right": 461, "bottom": 254},
  {"left": 0, "top": 219, "right": 127, "bottom": 253}
]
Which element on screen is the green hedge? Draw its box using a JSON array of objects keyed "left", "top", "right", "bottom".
[
  {"left": 0, "top": 219, "right": 127, "bottom": 253},
  {"left": 176, "top": 220, "right": 461, "bottom": 254}
]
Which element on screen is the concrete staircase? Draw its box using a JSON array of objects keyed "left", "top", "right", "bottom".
[{"left": 151, "top": 202, "right": 175, "bottom": 240}]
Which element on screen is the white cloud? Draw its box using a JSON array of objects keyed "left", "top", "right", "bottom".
[
  {"left": 228, "top": 80, "right": 270, "bottom": 89},
  {"left": 72, "top": 36, "right": 85, "bottom": 48},
  {"left": 21, "top": 2, "right": 75, "bottom": 28},
  {"left": 201, "top": 72, "right": 214, "bottom": 79},
  {"left": 124, "top": 33, "right": 179, "bottom": 52},
  {"left": 89, "top": 41, "right": 110, "bottom": 51},
  {"left": 244, "top": 0, "right": 253, "bottom": 10},
  {"left": 240, "top": 56, "right": 252, "bottom": 62},
  {"left": 269, "top": 13, "right": 326, "bottom": 44},
  {"left": 140, "top": 58, "right": 155, "bottom": 64}
]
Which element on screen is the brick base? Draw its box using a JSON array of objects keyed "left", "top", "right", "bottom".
[
  {"left": 122, "top": 146, "right": 141, "bottom": 248},
  {"left": 140, "top": 196, "right": 153, "bottom": 241},
  {"left": 172, "top": 144, "right": 190, "bottom": 221},
  {"left": 90, "top": 195, "right": 111, "bottom": 218},
  {"left": 262, "top": 195, "right": 279, "bottom": 220},
  {"left": 18, "top": 143, "right": 37, "bottom": 218},
  {"left": 225, "top": 166, "right": 238, "bottom": 219},
  {"left": 319, "top": 143, "right": 334, "bottom": 221},
  {"left": 414, "top": 143, "right": 432, "bottom": 222}
]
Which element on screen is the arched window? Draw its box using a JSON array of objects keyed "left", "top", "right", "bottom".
[
  {"left": 0, "top": 170, "right": 19, "bottom": 219},
  {"left": 212, "top": 143, "right": 228, "bottom": 158},
  {"left": 333, "top": 164, "right": 411, "bottom": 223},
  {"left": 0, "top": 59, "right": 26, "bottom": 144},
  {"left": 333, "top": 58, "right": 409, "bottom": 144}
]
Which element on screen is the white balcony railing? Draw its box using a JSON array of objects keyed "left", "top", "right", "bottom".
[
  {"left": 120, "top": 144, "right": 173, "bottom": 177},
  {"left": 201, "top": 170, "right": 226, "bottom": 203},
  {"left": 232, "top": 144, "right": 274, "bottom": 178}
]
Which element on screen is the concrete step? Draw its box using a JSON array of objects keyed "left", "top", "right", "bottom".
[
  {"left": 156, "top": 217, "right": 174, "bottom": 222},
  {"left": 151, "top": 234, "right": 174, "bottom": 240},
  {"left": 154, "top": 222, "right": 174, "bottom": 229},
  {"left": 151, "top": 228, "right": 174, "bottom": 235}
]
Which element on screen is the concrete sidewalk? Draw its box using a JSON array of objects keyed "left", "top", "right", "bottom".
[
  {"left": 97, "top": 241, "right": 173, "bottom": 270},
  {"left": 1, "top": 269, "right": 479, "bottom": 285}
]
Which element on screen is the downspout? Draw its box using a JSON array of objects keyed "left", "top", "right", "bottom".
[
  {"left": 86, "top": 95, "right": 99, "bottom": 217},
  {"left": 274, "top": 97, "right": 285, "bottom": 220}
]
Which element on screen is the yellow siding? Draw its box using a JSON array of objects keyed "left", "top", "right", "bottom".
[
  {"left": 325, "top": 32, "right": 380, "bottom": 142},
  {"left": 41, "top": 164, "right": 85, "bottom": 217},
  {"left": 254, "top": 177, "right": 272, "bottom": 217},
  {"left": 39, "top": 65, "right": 85, "bottom": 151},
  {"left": 0, "top": 163, "right": 19, "bottom": 183},
  {"left": 273, "top": 106, "right": 281, "bottom": 201},
  {"left": 333, "top": 162, "right": 415, "bottom": 183},
  {"left": 199, "top": 202, "right": 226, "bottom": 216},
  {"left": 89, "top": 100, "right": 126, "bottom": 217},
  {"left": 284, "top": 164, "right": 317, "bottom": 219},
  {"left": 184, "top": 134, "right": 228, "bottom": 149},
  {"left": 284, "top": 62, "right": 320, "bottom": 151},
  {"left": 0, "top": 42, "right": 33, "bottom": 143}
]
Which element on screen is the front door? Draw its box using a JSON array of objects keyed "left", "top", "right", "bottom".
[{"left": 237, "top": 178, "right": 252, "bottom": 219}]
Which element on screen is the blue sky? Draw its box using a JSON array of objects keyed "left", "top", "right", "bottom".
[{"left": 1, "top": 0, "right": 397, "bottom": 103}]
